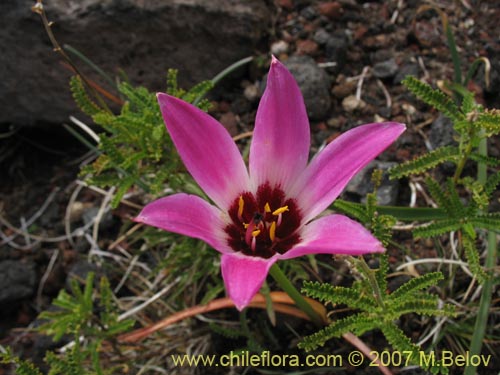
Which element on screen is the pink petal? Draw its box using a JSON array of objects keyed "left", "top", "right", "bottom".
[
  {"left": 291, "top": 122, "right": 405, "bottom": 222},
  {"left": 157, "top": 93, "right": 250, "bottom": 210},
  {"left": 134, "top": 193, "right": 232, "bottom": 254},
  {"left": 249, "top": 56, "right": 311, "bottom": 190},
  {"left": 279, "top": 214, "right": 384, "bottom": 259},
  {"left": 221, "top": 252, "right": 277, "bottom": 310}
]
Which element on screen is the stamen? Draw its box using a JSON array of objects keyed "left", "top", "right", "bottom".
[
  {"left": 269, "top": 221, "right": 276, "bottom": 242},
  {"left": 272, "top": 206, "right": 289, "bottom": 216},
  {"left": 264, "top": 203, "right": 271, "bottom": 213},
  {"left": 251, "top": 236, "right": 257, "bottom": 252},
  {"left": 237, "top": 196, "right": 244, "bottom": 220},
  {"left": 245, "top": 221, "right": 255, "bottom": 246},
  {"left": 251, "top": 229, "right": 261, "bottom": 237},
  {"left": 273, "top": 205, "right": 288, "bottom": 226}
]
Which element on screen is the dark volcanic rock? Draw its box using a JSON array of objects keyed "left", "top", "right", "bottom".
[
  {"left": 345, "top": 161, "right": 400, "bottom": 206},
  {"left": 429, "top": 114, "right": 456, "bottom": 149},
  {"left": 0, "top": 260, "right": 36, "bottom": 303},
  {"left": 284, "top": 55, "right": 331, "bottom": 120},
  {"left": 1, "top": 0, "right": 270, "bottom": 126}
]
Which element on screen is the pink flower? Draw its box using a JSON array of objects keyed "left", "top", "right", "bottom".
[{"left": 135, "top": 57, "right": 405, "bottom": 310}]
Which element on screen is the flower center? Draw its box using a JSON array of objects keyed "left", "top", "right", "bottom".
[{"left": 225, "top": 183, "right": 302, "bottom": 258}]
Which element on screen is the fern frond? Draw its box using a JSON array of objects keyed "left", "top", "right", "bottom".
[
  {"left": 301, "top": 281, "right": 377, "bottom": 310},
  {"left": 460, "top": 177, "right": 489, "bottom": 210},
  {"left": 390, "top": 272, "right": 443, "bottom": 300},
  {"left": 462, "top": 233, "right": 486, "bottom": 283},
  {"left": 445, "top": 178, "right": 467, "bottom": 217},
  {"left": 70, "top": 75, "right": 103, "bottom": 116},
  {"left": 371, "top": 214, "right": 396, "bottom": 246},
  {"left": 389, "top": 146, "right": 459, "bottom": 179},
  {"left": 483, "top": 171, "right": 500, "bottom": 197},
  {"left": 0, "top": 347, "right": 43, "bottom": 375},
  {"left": 299, "top": 314, "right": 377, "bottom": 351},
  {"left": 389, "top": 299, "right": 454, "bottom": 318},
  {"left": 468, "top": 213, "right": 500, "bottom": 231},
  {"left": 402, "top": 76, "right": 464, "bottom": 121},
  {"left": 375, "top": 253, "right": 389, "bottom": 295},
  {"left": 469, "top": 153, "right": 500, "bottom": 167},
  {"left": 475, "top": 110, "right": 500, "bottom": 136},
  {"left": 381, "top": 323, "right": 447, "bottom": 374},
  {"left": 426, "top": 177, "right": 454, "bottom": 217},
  {"left": 413, "top": 219, "right": 462, "bottom": 238},
  {"left": 332, "top": 199, "right": 369, "bottom": 222}
]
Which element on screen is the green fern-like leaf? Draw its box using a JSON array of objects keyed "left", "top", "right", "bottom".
[
  {"left": 469, "top": 152, "right": 500, "bottom": 167},
  {"left": 390, "top": 298, "right": 454, "bottom": 318},
  {"left": 0, "top": 347, "right": 43, "bottom": 375},
  {"left": 381, "top": 323, "right": 447, "bottom": 374},
  {"left": 375, "top": 253, "right": 389, "bottom": 295},
  {"left": 70, "top": 75, "right": 103, "bottom": 116},
  {"left": 301, "top": 281, "right": 377, "bottom": 310},
  {"left": 475, "top": 110, "right": 500, "bottom": 136},
  {"left": 389, "top": 272, "right": 443, "bottom": 300},
  {"left": 461, "top": 177, "right": 489, "bottom": 210},
  {"left": 402, "top": 76, "right": 464, "bottom": 122},
  {"left": 413, "top": 219, "right": 462, "bottom": 238},
  {"left": 462, "top": 232, "right": 486, "bottom": 283},
  {"left": 389, "top": 146, "right": 460, "bottom": 179},
  {"left": 468, "top": 213, "right": 500, "bottom": 231},
  {"left": 299, "top": 314, "right": 378, "bottom": 351},
  {"left": 332, "top": 199, "right": 369, "bottom": 222},
  {"left": 483, "top": 171, "right": 500, "bottom": 198}
]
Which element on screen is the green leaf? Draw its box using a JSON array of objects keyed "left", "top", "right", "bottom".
[
  {"left": 299, "top": 314, "right": 378, "bottom": 351},
  {"left": 402, "top": 76, "right": 464, "bottom": 121},
  {"left": 413, "top": 219, "right": 462, "bottom": 238},
  {"left": 390, "top": 272, "right": 443, "bottom": 300},
  {"left": 389, "top": 146, "right": 460, "bottom": 179},
  {"left": 302, "top": 281, "right": 377, "bottom": 311}
]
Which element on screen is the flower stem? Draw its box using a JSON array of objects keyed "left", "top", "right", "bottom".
[
  {"left": 353, "top": 257, "right": 386, "bottom": 310},
  {"left": 269, "top": 264, "right": 324, "bottom": 327}
]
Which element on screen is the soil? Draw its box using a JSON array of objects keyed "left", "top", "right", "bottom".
[{"left": 1, "top": 1, "right": 499, "bottom": 374}]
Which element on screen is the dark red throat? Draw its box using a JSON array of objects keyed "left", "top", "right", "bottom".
[{"left": 224, "top": 183, "right": 302, "bottom": 259}]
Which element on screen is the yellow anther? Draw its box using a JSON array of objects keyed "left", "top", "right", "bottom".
[
  {"left": 269, "top": 221, "right": 276, "bottom": 242},
  {"left": 272, "top": 206, "right": 289, "bottom": 216},
  {"left": 251, "top": 229, "right": 261, "bottom": 237},
  {"left": 264, "top": 202, "right": 271, "bottom": 213},
  {"left": 238, "top": 196, "right": 244, "bottom": 219},
  {"left": 243, "top": 223, "right": 249, "bottom": 229}
]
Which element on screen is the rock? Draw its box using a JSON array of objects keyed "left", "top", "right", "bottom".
[
  {"left": 284, "top": 55, "right": 331, "bottom": 120},
  {"left": 1, "top": 0, "right": 270, "bottom": 126},
  {"left": 317, "top": 1, "right": 342, "bottom": 20},
  {"left": 270, "top": 40, "right": 289, "bottom": 55},
  {"left": 373, "top": 58, "right": 399, "bottom": 79},
  {"left": 82, "top": 206, "right": 115, "bottom": 232},
  {"left": 300, "top": 6, "right": 318, "bottom": 21},
  {"left": 0, "top": 260, "right": 36, "bottom": 304},
  {"left": 429, "top": 114, "right": 456, "bottom": 149},
  {"left": 342, "top": 95, "right": 366, "bottom": 112},
  {"left": 296, "top": 39, "right": 319, "bottom": 55},
  {"left": 243, "top": 83, "right": 260, "bottom": 102},
  {"left": 345, "top": 161, "right": 399, "bottom": 205},
  {"left": 332, "top": 79, "right": 356, "bottom": 99},
  {"left": 313, "top": 28, "right": 331, "bottom": 45},
  {"left": 394, "top": 63, "right": 419, "bottom": 85},
  {"left": 219, "top": 112, "right": 239, "bottom": 136},
  {"left": 324, "top": 32, "right": 348, "bottom": 70},
  {"left": 66, "top": 260, "right": 100, "bottom": 290}
]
